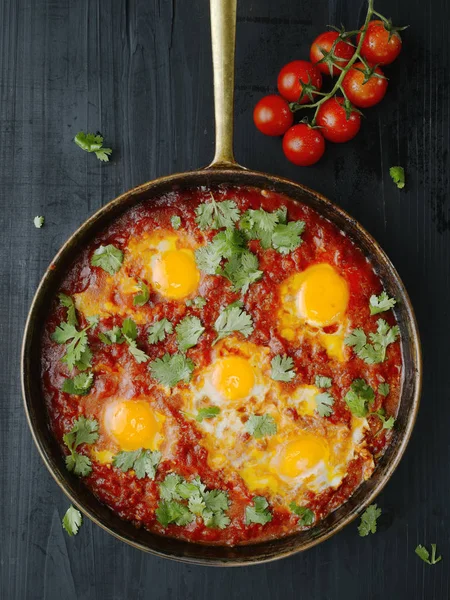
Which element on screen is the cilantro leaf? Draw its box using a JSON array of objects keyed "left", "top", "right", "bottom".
[
  {"left": 148, "top": 318, "right": 173, "bottom": 344},
  {"left": 345, "top": 320, "right": 399, "bottom": 364},
  {"left": 186, "top": 296, "right": 207, "bottom": 309},
  {"left": 133, "top": 280, "right": 150, "bottom": 306},
  {"left": 195, "top": 195, "right": 240, "bottom": 230},
  {"left": 98, "top": 325, "right": 125, "bottom": 345},
  {"left": 220, "top": 249, "right": 263, "bottom": 293},
  {"left": 170, "top": 215, "right": 181, "bottom": 230},
  {"left": 271, "top": 354, "right": 296, "bottom": 382},
  {"left": 62, "top": 506, "right": 82, "bottom": 536},
  {"left": 369, "top": 292, "right": 397, "bottom": 315},
  {"left": 149, "top": 353, "right": 195, "bottom": 387},
  {"left": 415, "top": 544, "right": 442, "bottom": 565},
  {"left": 358, "top": 504, "right": 382, "bottom": 536},
  {"left": 155, "top": 500, "right": 194, "bottom": 527},
  {"left": 91, "top": 244, "right": 123, "bottom": 275},
  {"left": 375, "top": 409, "right": 395, "bottom": 431},
  {"left": 75, "top": 346, "right": 92, "bottom": 371},
  {"left": 63, "top": 416, "right": 99, "bottom": 477},
  {"left": 113, "top": 449, "right": 161, "bottom": 479},
  {"left": 389, "top": 166, "right": 405, "bottom": 189},
  {"left": 121, "top": 318, "right": 149, "bottom": 363},
  {"left": 378, "top": 382, "right": 390, "bottom": 396},
  {"left": 344, "top": 328, "right": 367, "bottom": 354},
  {"left": 51, "top": 322, "right": 90, "bottom": 371},
  {"left": 214, "top": 304, "right": 254, "bottom": 342},
  {"left": 245, "top": 496, "right": 272, "bottom": 525},
  {"left": 176, "top": 316, "right": 205, "bottom": 352},
  {"left": 62, "top": 372, "right": 94, "bottom": 396},
  {"left": 245, "top": 414, "right": 277, "bottom": 439},
  {"left": 195, "top": 406, "right": 221, "bottom": 422},
  {"left": 195, "top": 242, "right": 223, "bottom": 275},
  {"left": 34, "top": 216, "right": 44, "bottom": 228},
  {"left": 315, "top": 391, "right": 334, "bottom": 417},
  {"left": 159, "top": 473, "right": 184, "bottom": 501},
  {"left": 58, "top": 293, "right": 78, "bottom": 326},
  {"left": 157, "top": 474, "right": 230, "bottom": 529},
  {"left": 289, "top": 502, "right": 315, "bottom": 526},
  {"left": 74, "top": 131, "right": 112, "bottom": 162},
  {"left": 345, "top": 379, "right": 375, "bottom": 417},
  {"left": 271, "top": 220, "right": 305, "bottom": 254},
  {"left": 315, "top": 375, "right": 332, "bottom": 389},
  {"left": 240, "top": 208, "right": 279, "bottom": 248}
]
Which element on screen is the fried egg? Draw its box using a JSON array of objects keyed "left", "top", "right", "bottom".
[
  {"left": 126, "top": 231, "right": 200, "bottom": 300},
  {"left": 277, "top": 263, "right": 350, "bottom": 361},
  {"left": 92, "top": 398, "right": 171, "bottom": 465}
]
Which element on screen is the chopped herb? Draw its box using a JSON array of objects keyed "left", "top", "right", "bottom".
[
  {"left": 170, "top": 215, "right": 181, "bottom": 230},
  {"left": 186, "top": 296, "right": 207, "bottom": 309},
  {"left": 344, "top": 379, "right": 375, "bottom": 418},
  {"left": 98, "top": 325, "right": 124, "bottom": 345},
  {"left": 358, "top": 504, "right": 382, "bottom": 537},
  {"left": 289, "top": 502, "right": 315, "bottom": 526},
  {"left": 220, "top": 249, "right": 263, "bottom": 293},
  {"left": 63, "top": 416, "right": 99, "bottom": 477},
  {"left": 245, "top": 496, "right": 272, "bottom": 525},
  {"left": 156, "top": 474, "right": 230, "bottom": 529},
  {"left": 175, "top": 315, "right": 205, "bottom": 352},
  {"left": 315, "top": 391, "right": 334, "bottom": 417},
  {"left": 271, "top": 221, "right": 305, "bottom": 254},
  {"left": 52, "top": 321, "right": 94, "bottom": 371},
  {"left": 149, "top": 353, "right": 195, "bottom": 387},
  {"left": 74, "top": 131, "right": 112, "bottom": 162},
  {"left": 195, "top": 406, "right": 221, "bottom": 422},
  {"left": 195, "top": 195, "right": 240, "bottom": 230},
  {"left": 133, "top": 280, "right": 150, "bottom": 306},
  {"left": 91, "top": 244, "right": 123, "bottom": 275},
  {"left": 214, "top": 303, "right": 254, "bottom": 342},
  {"left": 270, "top": 354, "right": 296, "bottom": 382},
  {"left": 378, "top": 382, "right": 390, "bottom": 396},
  {"left": 369, "top": 292, "right": 396, "bottom": 315},
  {"left": 34, "top": 216, "right": 44, "bottom": 228},
  {"left": 415, "top": 544, "right": 442, "bottom": 565},
  {"left": 58, "top": 293, "right": 78, "bottom": 326},
  {"left": 345, "top": 319, "right": 399, "bottom": 364},
  {"left": 375, "top": 409, "right": 395, "bottom": 431},
  {"left": 315, "top": 375, "right": 332, "bottom": 389},
  {"left": 121, "top": 317, "right": 149, "bottom": 363},
  {"left": 62, "top": 372, "right": 94, "bottom": 396},
  {"left": 245, "top": 414, "right": 277, "bottom": 439},
  {"left": 62, "top": 506, "right": 82, "bottom": 536},
  {"left": 148, "top": 318, "right": 173, "bottom": 344},
  {"left": 389, "top": 166, "right": 405, "bottom": 189},
  {"left": 113, "top": 449, "right": 161, "bottom": 479}
]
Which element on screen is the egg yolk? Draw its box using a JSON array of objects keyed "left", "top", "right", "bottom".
[
  {"left": 107, "top": 400, "right": 165, "bottom": 451},
  {"left": 279, "top": 435, "right": 329, "bottom": 478},
  {"left": 297, "top": 263, "right": 349, "bottom": 327},
  {"left": 212, "top": 356, "right": 255, "bottom": 401},
  {"left": 152, "top": 249, "right": 200, "bottom": 299}
]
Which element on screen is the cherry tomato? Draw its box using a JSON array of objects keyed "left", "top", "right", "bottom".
[
  {"left": 282, "top": 124, "right": 325, "bottom": 166},
  {"left": 357, "top": 20, "right": 402, "bottom": 66},
  {"left": 310, "top": 31, "right": 354, "bottom": 76},
  {"left": 316, "top": 97, "right": 361, "bottom": 143},
  {"left": 253, "top": 95, "right": 294, "bottom": 136},
  {"left": 342, "top": 62, "right": 388, "bottom": 108},
  {"left": 277, "top": 60, "right": 322, "bottom": 104}
]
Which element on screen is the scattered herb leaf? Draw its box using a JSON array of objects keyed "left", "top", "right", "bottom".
[
  {"left": 62, "top": 506, "right": 82, "bottom": 536},
  {"left": 344, "top": 379, "right": 375, "bottom": 418},
  {"left": 245, "top": 496, "right": 272, "bottom": 525},
  {"left": 113, "top": 449, "right": 161, "bottom": 479},
  {"left": 289, "top": 502, "right": 315, "bottom": 526},
  {"left": 195, "top": 195, "right": 240, "bottom": 230},
  {"left": 91, "top": 244, "right": 123, "bottom": 275},
  {"left": 214, "top": 303, "right": 254, "bottom": 342},
  {"left": 369, "top": 292, "right": 396, "bottom": 315},
  {"left": 271, "top": 354, "right": 296, "bottom": 382},
  {"left": 148, "top": 318, "right": 173, "bottom": 344},
  {"left": 415, "top": 544, "right": 442, "bottom": 565},
  {"left": 245, "top": 414, "right": 277, "bottom": 439},
  {"left": 315, "top": 375, "right": 332, "bottom": 389},
  {"left": 63, "top": 416, "right": 99, "bottom": 477},
  {"left": 62, "top": 372, "right": 94, "bottom": 396},
  {"left": 34, "top": 216, "right": 44, "bottom": 228},
  {"left": 133, "top": 280, "right": 150, "bottom": 306},
  {"left": 74, "top": 131, "right": 112, "bottom": 162},
  {"left": 389, "top": 166, "right": 405, "bottom": 189},
  {"left": 170, "top": 215, "right": 181, "bottom": 230},
  {"left": 358, "top": 504, "right": 382, "bottom": 537},
  {"left": 176, "top": 315, "right": 205, "bottom": 352},
  {"left": 149, "top": 353, "right": 195, "bottom": 387},
  {"left": 315, "top": 391, "right": 334, "bottom": 417},
  {"left": 378, "top": 382, "right": 390, "bottom": 397}
]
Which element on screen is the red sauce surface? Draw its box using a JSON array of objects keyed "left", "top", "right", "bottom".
[{"left": 41, "top": 186, "right": 402, "bottom": 546}]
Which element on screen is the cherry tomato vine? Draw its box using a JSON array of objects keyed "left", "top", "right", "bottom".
[{"left": 252, "top": 0, "right": 407, "bottom": 166}]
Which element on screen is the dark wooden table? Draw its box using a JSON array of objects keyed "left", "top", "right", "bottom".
[{"left": 1, "top": 0, "right": 449, "bottom": 598}]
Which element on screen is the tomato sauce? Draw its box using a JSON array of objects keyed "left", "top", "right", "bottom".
[{"left": 41, "top": 186, "right": 402, "bottom": 546}]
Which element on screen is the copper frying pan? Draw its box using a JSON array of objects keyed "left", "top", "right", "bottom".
[{"left": 21, "top": 0, "right": 421, "bottom": 565}]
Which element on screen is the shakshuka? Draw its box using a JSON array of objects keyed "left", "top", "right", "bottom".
[{"left": 41, "top": 186, "right": 402, "bottom": 545}]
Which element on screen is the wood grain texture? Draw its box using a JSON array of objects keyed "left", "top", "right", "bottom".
[{"left": 0, "top": 0, "right": 449, "bottom": 598}]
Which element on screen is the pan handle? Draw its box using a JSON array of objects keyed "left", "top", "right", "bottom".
[{"left": 207, "top": 0, "right": 244, "bottom": 170}]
